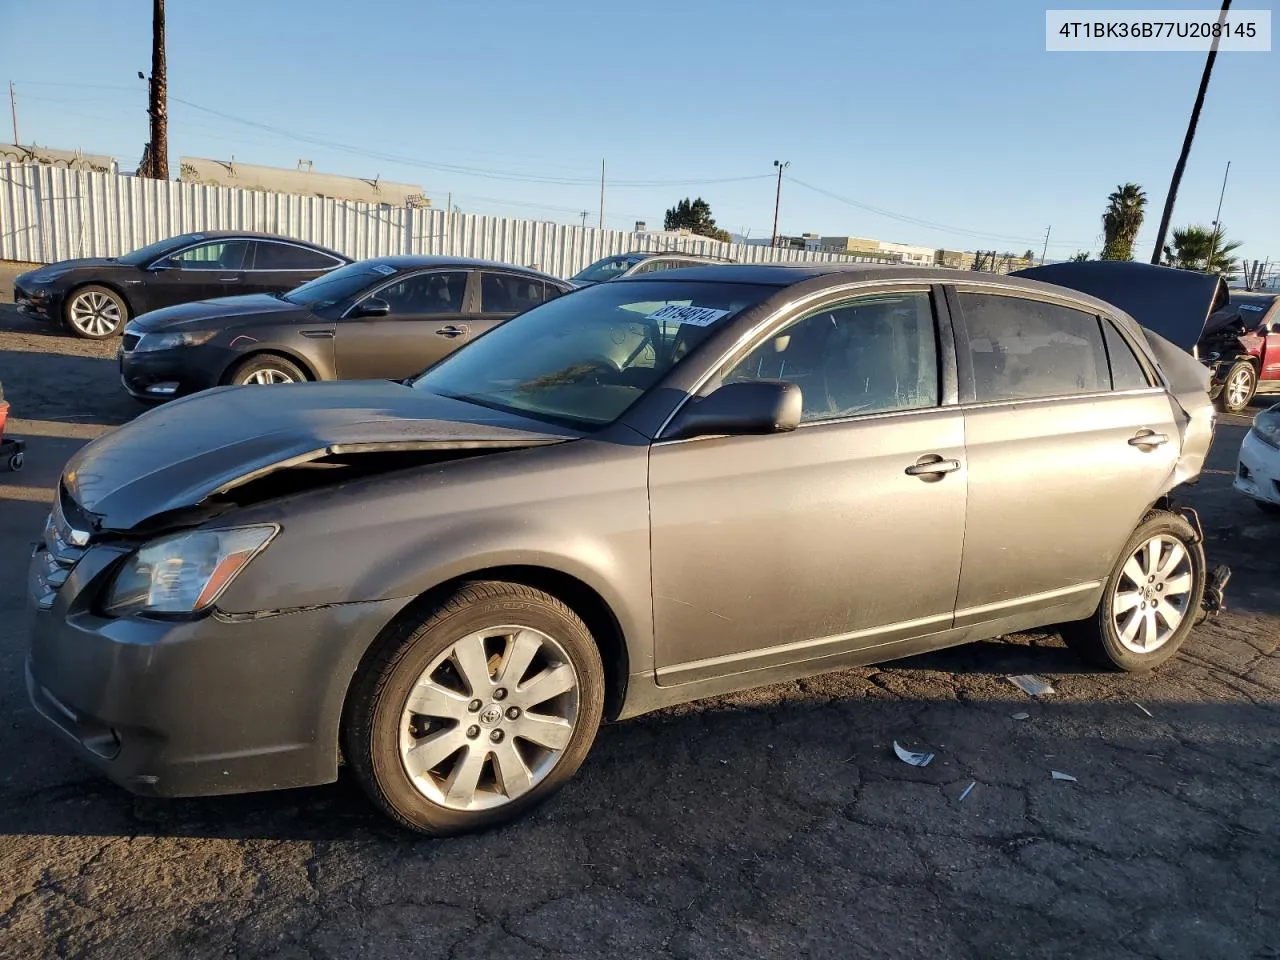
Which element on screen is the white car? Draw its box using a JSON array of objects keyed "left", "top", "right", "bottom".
[{"left": 1235, "top": 403, "right": 1280, "bottom": 515}]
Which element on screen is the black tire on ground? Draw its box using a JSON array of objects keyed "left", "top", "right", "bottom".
[
  {"left": 63, "top": 284, "right": 128, "bottom": 339},
  {"left": 1215, "top": 360, "right": 1257, "bottom": 413},
  {"left": 343, "top": 581, "right": 606, "bottom": 836},
  {"left": 1255, "top": 499, "right": 1280, "bottom": 516},
  {"left": 1061, "top": 510, "right": 1206, "bottom": 672},
  {"left": 227, "top": 354, "right": 308, "bottom": 386}
]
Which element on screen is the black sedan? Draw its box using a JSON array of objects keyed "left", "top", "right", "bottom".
[
  {"left": 13, "top": 231, "right": 351, "bottom": 339},
  {"left": 118, "top": 256, "right": 575, "bottom": 401}
]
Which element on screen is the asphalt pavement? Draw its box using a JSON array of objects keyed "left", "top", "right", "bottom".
[{"left": 0, "top": 275, "right": 1277, "bottom": 960}]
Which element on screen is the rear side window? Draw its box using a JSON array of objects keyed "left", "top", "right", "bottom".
[
  {"left": 958, "top": 293, "right": 1107, "bottom": 401},
  {"left": 543, "top": 281, "right": 567, "bottom": 302},
  {"left": 253, "top": 242, "right": 339, "bottom": 271},
  {"left": 1102, "top": 321, "right": 1151, "bottom": 390},
  {"left": 480, "top": 272, "right": 545, "bottom": 314}
]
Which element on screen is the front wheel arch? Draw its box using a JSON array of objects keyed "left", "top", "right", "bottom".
[{"left": 221, "top": 349, "right": 318, "bottom": 385}]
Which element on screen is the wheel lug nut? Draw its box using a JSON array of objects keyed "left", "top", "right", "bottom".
[
  {"left": 466, "top": 725, "right": 480, "bottom": 739},
  {"left": 493, "top": 688, "right": 507, "bottom": 701},
  {"left": 1148, "top": 575, "right": 1155, "bottom": 583},
  {"left": 490, "top": 729, "right": 504, "bottom": 743},
  {"left": 1156, "top": 584, "right": 1163, "bottom": 592},
  {"left": 505, "top": 706, "right": 520, "bottom": 720},
  {"left": 468, "top": 699, "right": 483, "bottom": 713}
]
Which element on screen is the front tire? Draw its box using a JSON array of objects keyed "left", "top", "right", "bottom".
[
  {"left": 343, "top": 581, "right": 605, "bottom": 836},
  {"left": 1061, "top": 510, "right": 1206, "bottom": 671},
  {"left": 64, "top": 285, "right": 128, "bottom": 339},
  {"left": 1216, "top": 361, "right": 1257, "bottom": 413},
  {"left": 228, "top": 354, "right": 308, "bottom": 386}
]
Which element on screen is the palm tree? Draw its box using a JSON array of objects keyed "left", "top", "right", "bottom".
[
  {"left": 1100, "top": 183, "right": 1147, "bottom": 261},
  {"left": 1161, "top": 224, "right": 1242, "bottom": 278}
]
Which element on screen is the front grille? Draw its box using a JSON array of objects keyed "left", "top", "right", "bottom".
[
  {"left": 34, "top": 484, "right": 92, "bottom": 605},
  {"left": 122, "top": 333, "right": 140, "bottom": 352}
]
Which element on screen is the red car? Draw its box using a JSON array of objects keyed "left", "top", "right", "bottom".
[{"left": 1218, "top": 291, "right": 1280, "bottom": 411}]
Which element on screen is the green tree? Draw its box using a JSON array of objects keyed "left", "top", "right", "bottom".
[
  {"left": 1023, "top": 249, "right": 1035, "bottom": 261},
  {"left": 1161, "top": 224, "right": 1242, "bottom": 278},
  {"left": 1069, "top": 250, "right": 1091, "bottom": 262},
  {"left": 1100, "top": 183, "right": 1147, "bottom": 261},
  {"left": 664, "top": 197, "right": 730, "bottom": 242}
]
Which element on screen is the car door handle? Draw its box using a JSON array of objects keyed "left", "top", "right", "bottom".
[
  {"left": 300, "top": 329, "right": 334, "bottom": 339},
  {"left": 218, "top": 276, "right": 240, "bottom": 282},
  {"left": 905, "top": 455, "right": 961, "bottom": 479},
  {"left": 435, "top": 325, "right": 467, "bottom": 338},
  {"left": 1128, "top": 430, "right": 1169, "bottom": 448}
]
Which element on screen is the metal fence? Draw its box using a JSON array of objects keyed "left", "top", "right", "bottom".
[{"left": 0, "top": 162, "right": 895, "bottom": 277}]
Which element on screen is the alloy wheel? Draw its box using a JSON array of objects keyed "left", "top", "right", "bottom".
[
  {"left": 1112, "top": 534, "right": 1195, "bottom": 654},
  {"left": 398, "top": 625, "right": 580, "bottom": 811},
  {"left": 241, "top": 368, "right": 295, "bottom": 385},
  {"left": 69, "top": 291, "right": 122, "bottom": 337},
  {"left": 1226, "top": 367, "right": 1253, "bottom": 409}
]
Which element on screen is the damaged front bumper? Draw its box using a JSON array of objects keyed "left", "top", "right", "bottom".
[{"left": 26, "top": 533, "right": 411, "bottom": 797}]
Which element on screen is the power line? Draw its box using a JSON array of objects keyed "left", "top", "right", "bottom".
[{"left": 787, "top": 176, "right": 1090, "bottom": 247}]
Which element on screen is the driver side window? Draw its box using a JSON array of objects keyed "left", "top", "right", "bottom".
[
  {"left": 723, "top": 290, "right": 940, "bottom": 422},
  {"left": 369, "top": 270, "right": 469, "bottom": 317},
  {"left": 170, "top": 240, "right": 250, "bottom": 270}
]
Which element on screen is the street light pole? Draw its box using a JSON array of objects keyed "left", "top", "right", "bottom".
[{"left": 771, "top": 160, "right": 789, "bottom": 247}]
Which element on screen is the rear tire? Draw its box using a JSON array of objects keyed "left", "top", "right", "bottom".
[
  {"left": 1061, "top": 510, "right": 1205, "bottom": 672},
  {"left": 343, "top": 581, "right": 605, "bottom": 836},
  {"left": 1255, "top": 499, "right": 1280, "bottom": 516},
  {"left": 1215, "top": 361, "right": 1257, "bottom": 413},
  {"left": 228, "top": 354, "right": 308, "bottom": 386}
]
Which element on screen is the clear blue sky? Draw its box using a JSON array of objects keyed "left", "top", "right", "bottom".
[{"left": 3, "top": 0, "right": 1276, "bottom": 260}]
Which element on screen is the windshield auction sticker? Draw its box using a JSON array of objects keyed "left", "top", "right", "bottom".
[
  {"left": 1046, "top": 10, "right": 1271, "bottom": 51},
  {"left": 645, "top": 304, "right": 730, "bottom": 327}
]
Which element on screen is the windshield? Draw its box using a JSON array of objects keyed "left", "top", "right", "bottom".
[
  {"left": 571, "top": 255, "right": 644, "bottom": 284},
  {"left": 413, "top": 279, "right": 775, "bottom": 427},
  {"left": 116, "top": 234, "right": 202, "bottom": 266},
  {"left": 282, "top": 261, "right": 391, "bottom": 309}
]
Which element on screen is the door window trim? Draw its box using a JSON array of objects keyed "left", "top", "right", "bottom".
[
  {"left": 342, "top": 268, "right": 475, "bottom": 320},
  {"left": 654, "top": 280, "right": 957, "bottom": 441},
  {"left": 147, "top": 237, "right": 342, "bottom": 272},
  {"left": 153, "top": 238, "right": 252, "bottom": 272},
  {"left": 476, "top": 269, "right": 553, "bottom": 315},
  {"left": 945, "top": 282, "right": 1169, "bottom": 408}
]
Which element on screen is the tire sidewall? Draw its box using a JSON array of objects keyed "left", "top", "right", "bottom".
[
  {"left": 1096, "top": 513, "right": 1206, "bottom": 670},
  {"left": 64, "top": 285, "right": 127, "bottom": 339},
  {"left": 1222, "top": 362, "right": 1256, "bottom": 412},
  {"left": 230, "top": 355, "right": 307, "bottom": 386},
  {"left": 362, "top": 592, "right": 604, "bottom": 835}
]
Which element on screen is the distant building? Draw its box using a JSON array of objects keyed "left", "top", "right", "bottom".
[
  {"left": 0, "top": 143, "right": 117, "bottom": 174},
  {"left": 820, "top": 235, "right": 935, "bottom": 265},
  {"left": 178, "top": 156, "right": 428, "bottom": 207}
]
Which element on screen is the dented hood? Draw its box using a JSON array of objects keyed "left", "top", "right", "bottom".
[{"left": 63, "top": 380, "right": 582, "bottom": 531}]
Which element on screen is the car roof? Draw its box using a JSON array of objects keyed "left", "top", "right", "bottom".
[
  {"left": 171, "top": 230, "right": 351, "bottom": 260},
  {"left": 618, "top": 262, "right": 1139, "bottom": 322},
  {"left": 354, "top": 255, "right": 571, "bottom": 283}
]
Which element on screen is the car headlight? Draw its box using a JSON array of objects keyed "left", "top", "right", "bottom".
[
  {"left": 103, "top": 525, "right": 278, "bottom": 616},
  {"left": 133, "top": 330, "right": 217, "bottom": 352},
  {"left": 1253, "top": 410, "right": 1280, "bottom": 449}
]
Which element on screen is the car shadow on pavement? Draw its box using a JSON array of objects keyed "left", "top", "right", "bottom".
[{"left": 0, "top": 347, "right": 140, "bottom": 428}]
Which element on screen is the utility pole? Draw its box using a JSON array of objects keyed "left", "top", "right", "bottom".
[
  {"left": 1150, "top": 0, "right": 1231, "bottom": 263},
  {"left": 771, "top": 160, "right": 790, "bottom": 247},
  {"left": 598, "top": 159, "right": 605, "bottom": 229},
  {"left": 8, "top": 82, "right": 17, "bottom": 144},
  {"left": 1040, "top": 225, "right": 1052, "bottom": 265},
  {"left": 580, "top": 210, "right": 589, "bottom": 227},
  {"left": 141, "top": 0, "right": 169, "bottom": 179},
  {"left": 1206, "top": 159, "right": 1231, "bottom": 273}
]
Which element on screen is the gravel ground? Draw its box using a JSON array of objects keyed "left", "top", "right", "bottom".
[{"left": 0, "top": 272, "right": 1278, "bottom": 960}]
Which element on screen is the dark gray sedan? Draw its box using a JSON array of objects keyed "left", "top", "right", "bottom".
[{"left": 26, "top": 263, "right": 1226, "bottom": 835}]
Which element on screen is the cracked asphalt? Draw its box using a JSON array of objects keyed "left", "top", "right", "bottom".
[{"left": 1, "top": 265, "right": 1278, "bottom": 959}]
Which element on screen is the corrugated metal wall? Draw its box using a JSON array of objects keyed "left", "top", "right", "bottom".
[{"left": 0, "top": 163, "right": 894, "bottom": 275}]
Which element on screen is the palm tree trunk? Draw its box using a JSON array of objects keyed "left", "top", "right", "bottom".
[{"left": 1149, "top": 0, "right": 1231, "bottom": 264}]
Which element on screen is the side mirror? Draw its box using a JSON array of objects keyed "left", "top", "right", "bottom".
[
  {"left": 664, "top": 380, "right": 802, "bottom": 441},
  {"left": 354, "top": 297, "right": 391, "bottom": 318}
]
